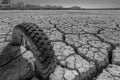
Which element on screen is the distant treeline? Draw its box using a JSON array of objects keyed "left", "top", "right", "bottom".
[
  {"left": 0, "top": 2, "right": 81, "bottom": 10},
  {"left": 0, "top": 2, "right": 120, "bottom": 10}
]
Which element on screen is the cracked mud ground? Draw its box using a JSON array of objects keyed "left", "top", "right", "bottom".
[{"left": 0, "top": 11, "right": 120, "bottom": 80}]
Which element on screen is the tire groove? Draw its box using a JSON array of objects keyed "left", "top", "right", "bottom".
[{"left": 12, "top": 23, "right": 57, "bottom": 80}]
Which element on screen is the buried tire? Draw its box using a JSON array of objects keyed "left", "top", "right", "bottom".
[{"left": 11, "top": 23, "right": 57, "bottom": 80}]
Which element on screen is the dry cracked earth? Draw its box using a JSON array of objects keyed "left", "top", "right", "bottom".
[{"left": 0, "top": 11, "right": 120, "bottom": 80}]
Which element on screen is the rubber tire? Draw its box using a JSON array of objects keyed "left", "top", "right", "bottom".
[{"left": 11, "top": 23, "right": 57, "bottom": 80}]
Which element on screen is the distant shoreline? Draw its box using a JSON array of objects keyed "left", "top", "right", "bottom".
[{"left": 0, "top": 8, "right": 120, "bottom": 10}]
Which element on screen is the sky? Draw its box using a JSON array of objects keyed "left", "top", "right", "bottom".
[{"left": 1, "top": 0, "right": 120, "bottom": 8}]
